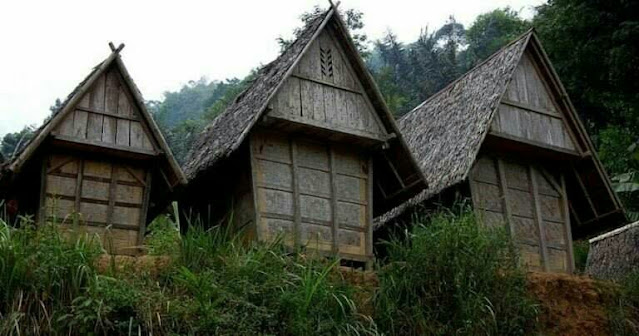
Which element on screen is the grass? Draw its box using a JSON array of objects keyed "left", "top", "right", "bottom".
[
  {"left": 0, "top": 207, "right": 378, "bottom": 335},
  {"left": 374, "top": 209, "right": 539, "bottom": 336},
  {"left": 0, "top": 202, "right": 553, "bottom": 335}
]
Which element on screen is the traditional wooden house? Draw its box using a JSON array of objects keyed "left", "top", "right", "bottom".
[
  {"left": 182, "top": 5, "right": 426, "bottom": 266},
  {"left": 377, "top": 30, "right": 626, "bottom": 273},
  {"left": 0, "top": 44, "right": 186, "bottom": 254}
]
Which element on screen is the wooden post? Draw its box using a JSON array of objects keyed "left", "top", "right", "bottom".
[
  {"left": 137, "top": 168, "right": 153, "bottom": 246},
  {"left": 74, "top": 160, "right": 85, "bottom": 214},
  {"left": 107, "top": 165, "right": 117, "bottom": 226},
  {"left": 529, "top": 166, "right": 550, "bottom": 272},
  {"left": 329, "top": 146, "right": 340, "bottom": 255},
  {"left": 561, "top": 174, "right": 576, "bottom": 273},
  {"left": 572, "top": 164, "right": 598, "bottom": 217},
  {"left": 248, "top": 137, "right": 262, "bottom": 242},
  {"left": 496, "top": 158, "right": 514, "bottom": 235},
  {"left": 366, "top": 156, "right": 374, "bottom": 269},
  {"left": 37, "top": 157, "right": 48, "bottom": 225},
  {"left": 290, "top": 139, "right": 302, "bottom": 248}
]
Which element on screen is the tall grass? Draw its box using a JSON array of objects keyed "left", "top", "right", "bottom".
[
  {"left": 0, "top": 206, "right": 378, "bottom": 335},
  {"left": 374, "top": 209, "right": 539, "bottom": 336}
]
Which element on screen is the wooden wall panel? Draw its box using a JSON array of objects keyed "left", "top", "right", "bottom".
[
  {"left": 250, "top": 131, "right": 372, "bottom": 262},
  {"left": 42, "top": 154, "right": 149, "bottom": 255},
  {"left": 470, "top": 155, "right": 574, "bottom": 272}
]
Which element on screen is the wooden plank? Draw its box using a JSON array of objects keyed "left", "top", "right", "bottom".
[
  {"left": 129, "top": 122, "right": 145, "bottom": 148},
  {"left": 105, "top": 70, "right": 120, "bottom": 114},
  {"left": 561, "top": 174, "right": 575, "bottom": 273},
  {"left": 73, "top": 110, "right": 89, "bottom": 139},
  {"left": 572, "top": 164, "right": 598, "bottom": 217},
  {"left": 311, "top": 81, "right": 325, "bottom": 122},
  {"left": 115, "top": 119, "right": 130, "bottom": 146},
  {"left": 87, "top": 74, "right": 106, "bottom": 141},
  {"left": 530, "top": 166, "right": 550, "bottom": 272},
  {"left": 300, "top": 79, "right": 314, "bottom": 120},
  {"left": 137, "top": 168, "right": 152, "bottom": 245},
  {"left": 496, "top": 159, "right": 515, "bottom": 235},
  {"left": 56, "top": 113, "right": 75, "bottom": 136},
  {"left": 489, "top": 131, "right": 580, "bottom": 156},
  {"left": 290, "top": 139, "right": 302, "bottom": 247}
]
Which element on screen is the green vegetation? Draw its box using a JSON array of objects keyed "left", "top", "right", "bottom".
[
  {"left": 608, "top": 271, "right": 639, "bottom": 335},
  {"left": 375, "top": 210, "right": 538, "bottom": 335},
  {"left": 0, "top": 204, "right": 549, "bottom": 335},
  {"left": 573, "top": 240, "right": 590, "bottom": 274}
]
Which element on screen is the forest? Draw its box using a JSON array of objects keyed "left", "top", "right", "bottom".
[{"left": 2, "top": 0, "right": 637, "bottom": 216}]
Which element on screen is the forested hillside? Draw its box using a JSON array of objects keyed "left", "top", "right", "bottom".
[{"left": 2, "top": 0, "right": 637, "bottom": 217}]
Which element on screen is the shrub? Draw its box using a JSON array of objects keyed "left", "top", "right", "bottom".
[{"left": 374, "top": 209, "right": 539, "bottom": 336}]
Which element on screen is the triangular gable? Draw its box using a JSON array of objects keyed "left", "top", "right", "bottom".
[
  {"left": 6, "top": 45, "right": 186, "bottom": 187},
  {"left": 268, "top": 28, "right": 387, "bottom": 140},
  {"left": 53, "top": 63, "right": 157, "bottom": 152},
  {"left": 184, "top": 5, "right": 427, "bottom": 213},
  {"left": 491, "top": 49, "right": 578, "bottom": 152},
  {"left": 377, "top": 30, "right": 624, "bottom": 233}
]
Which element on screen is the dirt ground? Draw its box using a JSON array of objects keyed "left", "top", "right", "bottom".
[{"left": 527, "top": 271, "right": 616, "bottom": 336}]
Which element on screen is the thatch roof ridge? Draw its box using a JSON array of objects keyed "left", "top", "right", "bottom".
[
  {"left": 374, "top": 31, "right": 533, "bottom": 227},
  {"left": 182, "top": 9, "right": 333, "bottom": 181},
  {"left": 586, "top": 220, "right": 639, "bottom": 280}
]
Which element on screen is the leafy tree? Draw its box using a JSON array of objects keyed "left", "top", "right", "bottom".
[
  {"left": 534, "top": 0, "right": 639, "bottom": 132},
  {"left": 0, "top": 126, "right": 35, "bottom": 160},
  {"left": 464, "top": 8, "right": 530, "bottom": 68}
]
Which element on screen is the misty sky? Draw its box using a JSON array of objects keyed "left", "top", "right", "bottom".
[{"left": 0, "top": 0, "right": 544, "bottom": 137}]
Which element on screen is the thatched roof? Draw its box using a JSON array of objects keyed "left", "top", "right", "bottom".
[
  {"left": 586, "top": 221, "right": 639, "bottom": 280},
  {"left": 182, "top": 11, "right": 330, "bottom": 180},
  {"left": 376, "top": 30, "right": 624, "bottom": 232},
  {"left": 183, "top": 6, "right": 427, "bottom": 212},
  {"left": 374, "top": 31, "right": 532, "bottom": 227},
  {"left": 0, "top": 45, "right": 185, "bottom": 187}
]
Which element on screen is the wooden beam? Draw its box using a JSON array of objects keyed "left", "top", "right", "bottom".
[
  {"left": 560, "top": 174, "right": 575, "bottom": 274},
  {"left": 290, "top": 139, "right": 302, "bottom": 248},
  {"left": 569, "top": 201, "right": 582, "bottom": 227},
  {"left": 501, "top": 99, "right": 563, "bottom": 119},
  {"left": 72, "top": 106, "right": 139, "bottom": 122},
  {"left": 382, "top": 152, "right": 406, "bottom": 188},
  {"left": 291, "top": 74, "right": 362, "bottom": 95},
  {"left": 248, "top": 137, "right": 262, "bottom": 241},
  {"left": 106, "top": 165, "right": 117, "bottom": 228},
  {"left": 366, "top": 156, "right": 374, "bottom": 269},
  {"left": 37, "top": 158, "right": 48, "bottom": 224},
  {"left": 489, "top": 131, "right": 581, "bottom": 156},
  {"left": 496, "top": 158, "right": 515, "bottom": 236},
  {"left": 329, "top": 146, "right": 340, "bottom": 255},
  {"left": 137, "top": 168, "right": 153, "bottom": 246},
  {"left": 74, "top": 159, "right": 84, "bottom": 213},
  {"left": 530, "top": 166, "right": 550, "bottom": 272},
  {"left": 52, "top": 135, "right": 158, "bottom": 157},
  {"left": 571, "top": 164, "right": 598, "bottom": 217}
]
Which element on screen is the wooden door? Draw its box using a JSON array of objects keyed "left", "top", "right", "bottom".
[
  {"left": 469, "top": 155, "right": 574, "bottom": 272},
  {"left": 250, "top": 131, "right": 373, "bottom": 263},
  {"left": 41, "top": 153, "right": 150, "bottom": 255}
]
